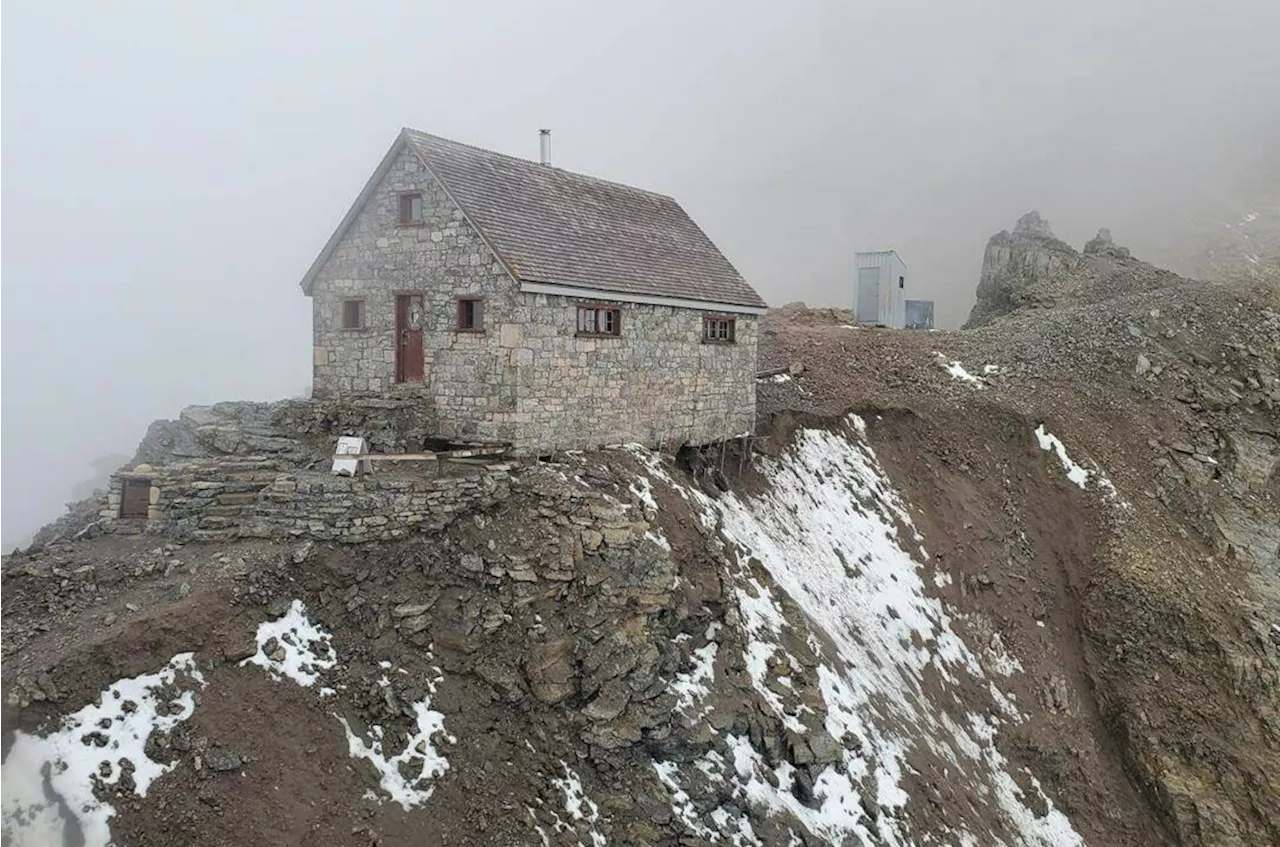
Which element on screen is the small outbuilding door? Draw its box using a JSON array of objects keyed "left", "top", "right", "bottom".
[
  {"left": 856, "top": 267, "right": 880, "bottom": 324},
  {"left": 120, "top": 478, "right": 150, "bottom": 519},
  {"left": 395, "top": 294, "right": 425, "bottom": 383}
]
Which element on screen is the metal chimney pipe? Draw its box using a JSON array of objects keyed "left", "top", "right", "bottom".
[{"left": 539, "top": 129, "right": 551, "bottom": 166}]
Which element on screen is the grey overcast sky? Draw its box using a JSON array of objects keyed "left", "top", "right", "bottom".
[{"left": 4, "top": 0, "right": 1279, "bottom": 547}]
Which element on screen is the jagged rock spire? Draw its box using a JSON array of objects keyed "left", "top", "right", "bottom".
[
  {"left": 1084, "top": 227, "right": 1131, "bottom": 258},
  {"left": 1013, "top": 211, "right": 1057, "bottom": 239}
]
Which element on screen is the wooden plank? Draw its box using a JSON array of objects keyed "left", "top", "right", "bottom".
[{"left": 338, "top": 447, "right": 508, "bottom": 463}]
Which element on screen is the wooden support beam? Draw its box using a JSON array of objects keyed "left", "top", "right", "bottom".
[{"left": 338, "top": 447, "right": 509, "bottom": 463}]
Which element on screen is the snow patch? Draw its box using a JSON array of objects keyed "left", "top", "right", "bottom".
[
  {"left": 985, "top": 632, "right": 1024, "bottom": 676},
  {"left": 645, "top": 530, "right": 672, "bottom": 551},
  {"left": 653, "top": 761, "right": 715, "bottom": 838},
  {"left": 671, "top": 642, "right": 719, "bottom": 721},
  {"left": 726, "top": 733, "right": 872, "bottom": 843},
  {"left": 241, "top": 599, "right": 336, "bottom": 686},
  {"left": 553, "top": 763, "right": 606, "bottom": 845},
  {"left": 528, "top": 806, "right": 553, "bottom": 846},
  {"left": 338, "top": 664, "right": 453, "bottom": 810},
  {"left": 935, "top": 352, "right": 984, "bottom": 386},
  {"left": 241, "top": 600, "right": 464, "bottom": 832},
  {"left": 2, "top": 654, "right": 205, "bottom": 847},
  {"left": 736, "top": 578, "right": 808, "bottom": 733},
  {"left": 1033, "top": 425, "right": 1123, "bottom": 506},
  {"left": 630, "top": 475, "right": 658, "bottom": 512}
]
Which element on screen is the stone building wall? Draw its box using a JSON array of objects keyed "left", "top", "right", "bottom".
[
  {"left": 309, "top": 144, "right": 758, "bottom": 454},
  {"left": 98, "top": 458, "right": 513, "bottom": 543},
  {"left": 310, "top": 145, "right": 513, "bottom": 419},
  {"left": 499, "top": 296, "right": 757, "bottom": 451}
]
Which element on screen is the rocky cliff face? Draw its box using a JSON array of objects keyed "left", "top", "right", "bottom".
[{"left": 759, "top": 228, "right": 1280, "bottom": 846}]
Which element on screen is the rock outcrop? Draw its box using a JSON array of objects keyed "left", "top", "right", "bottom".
[
  {"left": 964, "top": 212, "right": 1186, "bottom": 328},
  {"left": 963, "top": 212, "right": 1078, "bottom": 328},
  {"left": 1084, "top": 227, "right": 1132, "bottom": 258}
]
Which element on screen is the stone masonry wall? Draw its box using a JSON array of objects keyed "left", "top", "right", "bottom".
[
  {"left": 310, "top": 146, "right": 517, "bottom": 422},
  {"left": 499, "top": 295, "right": 757, "bottom": 452},
  {"left": 98, "top": 458, "right": 513, "bottom": 543},
  {"left": 309, "top": 143, "right": 758, "bottom": 453}
]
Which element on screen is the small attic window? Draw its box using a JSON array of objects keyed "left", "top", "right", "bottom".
[
  {"left": 398, "top": 192, "right": 424, "bottom": 225},
  {"left": 899, "top": 276, "right": 905, "bottom": 289},
  {"left": 341, "top": 299, "right": 365, "bottom": 330}
]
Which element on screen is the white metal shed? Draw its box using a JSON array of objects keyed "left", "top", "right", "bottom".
[{"left": 854, "top": 250, "right": 907, "bottom": 328}]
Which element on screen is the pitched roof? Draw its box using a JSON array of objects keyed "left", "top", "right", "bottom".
[{"left": 300, "top": 129, "right": 766, "bottom": 311}]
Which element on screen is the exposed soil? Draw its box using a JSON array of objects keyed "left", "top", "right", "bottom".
[
  {"left": 4, "top": 275, "right": 1278, "bottom": 845},
  {"left": 865, "top": 403, "right": 1169, "bottom": 846}
]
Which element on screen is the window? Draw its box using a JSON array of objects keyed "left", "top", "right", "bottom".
[
  {"left": 702, "top": 316, "right": 736, "bottom": 344},
  {"left": 341, "top": 299, "right": 365, "bottom": 330},
  {"left": 120, "top": 478, "right": 151, "bottom": 520},
  {"left": 398, "top": 192, "right": 424, "bottom": 225},
  {"left": 899, "top": 275, "right": 905, "bottom": 289},
  {"left": 456, "top": 297, "right": 485, "bottom": 332},
  {"left": 576, "top": 305, "right": 621, "bottom": 337}
]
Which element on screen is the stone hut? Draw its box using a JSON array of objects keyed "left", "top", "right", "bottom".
[{"left": 300, "top": 128, "right": 767, "bottom": 454}]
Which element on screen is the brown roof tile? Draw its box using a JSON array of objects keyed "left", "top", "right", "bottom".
[{"left": 399, "top": 129, "right": 766, "bottom": 310}]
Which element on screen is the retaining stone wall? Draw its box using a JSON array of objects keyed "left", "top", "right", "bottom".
[{"left": 99, "top": 457, "right": 513, "bottom": 543}]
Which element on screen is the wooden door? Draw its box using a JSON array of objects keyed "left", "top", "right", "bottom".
[
  {"left": 395, "top": 294, "right": 425, "bottom": 383},
  {"left": 120, "top": 478, "right": 151, "bottom": 519}
]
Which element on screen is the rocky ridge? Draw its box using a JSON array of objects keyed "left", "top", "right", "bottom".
[
  {"left": 3, "top": 215, "right": 1279, "bottom": 847},
  {"left": 964, "top": 211, "right": 1191, "bottom": 329}
]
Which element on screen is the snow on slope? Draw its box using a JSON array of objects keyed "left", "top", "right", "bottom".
[
  {"left": 633, "top": 417, "right": 1082, "bottom": 845},
  {"left": 338, "top": 664, "right": 454, "bottom": 810},
  {"left": 241, "top": 598, "right": 337, "bottom": 685},
  {"left": 1034, "top": 424, "right": 1124, "bottom": 504},
  {"left": 243, "top": 600, "right": 455, "bottom": 810},
  {"left": 1, "top": 654, "right": 205, "bottom": 847},
  {"left": 934, "top": 352, "right": 986, "bottom": 386}
]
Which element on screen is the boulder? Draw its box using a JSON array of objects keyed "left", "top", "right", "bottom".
[{"left": 523, "top": 637, "right": 578, "bottom": 704}]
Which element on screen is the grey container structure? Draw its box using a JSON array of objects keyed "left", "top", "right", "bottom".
[
  {"left": 854, "top": 250, "right": 907, "bottom": 328},
  {"left": 905, "top": 299, "right": 935, "bottom": 330}
]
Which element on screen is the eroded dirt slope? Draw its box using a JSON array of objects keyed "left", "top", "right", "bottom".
[{"left": 753, "top": 273, "right": 1280, "bottom": 844}]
